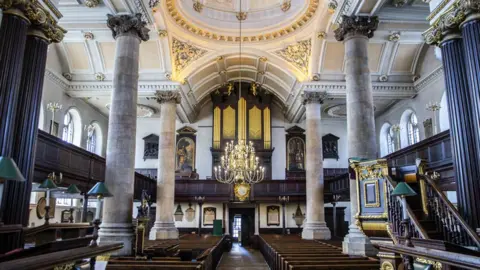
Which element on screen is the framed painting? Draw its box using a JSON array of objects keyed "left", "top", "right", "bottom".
[
  {"left": 203, "top": 207, "right": 216, "bottom": 226},
  {"left": 267, "top": 205, "right": 280, "bottom": 226}
]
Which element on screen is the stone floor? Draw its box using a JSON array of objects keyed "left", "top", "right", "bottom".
[{"left": 217, "top": 243, "right": 270, "bottom": 270}]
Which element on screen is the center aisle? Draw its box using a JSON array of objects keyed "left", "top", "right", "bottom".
[{"left": 217, "top": 243, "right": 270, "bottom": 270}]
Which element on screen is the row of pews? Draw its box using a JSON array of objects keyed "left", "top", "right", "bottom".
[
  {"left": 106, "top": 234, "right": 229, "bottom": 270},
  {"left": 259, "top": 234, "right": 379, "bottom": 270}
]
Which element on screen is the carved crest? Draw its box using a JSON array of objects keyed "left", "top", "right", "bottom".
[
  {"left": 172, "top": 38, "right": 208, "bottom": 73},
  {"left": 275, "top": 39, "right": 311, "bottom": 75}
]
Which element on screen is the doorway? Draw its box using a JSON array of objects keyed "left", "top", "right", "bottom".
[{"left": 229, "top": 207, "right": 255, "bottom": 246}]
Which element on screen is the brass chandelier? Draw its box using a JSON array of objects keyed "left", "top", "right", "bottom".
[{"left": 214, "top": 0, "right": 265, "bottom": 187}]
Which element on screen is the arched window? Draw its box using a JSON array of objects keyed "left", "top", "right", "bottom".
[
  {"left": 387, "top": 127, "right": 395, "bottom": 154},
  {"left": 86, "top": 126, "right": 96, "bottom": 153},
  {"left": 439, "top": 92, "right": 450, "bottom": 132},
  {"left": 407, "top": 113, "right": 420, "bottom": 145},
  {"left": 62, "top": 112, "right": 74, "bottom": 143}
]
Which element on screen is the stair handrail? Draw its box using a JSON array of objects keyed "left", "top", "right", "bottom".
[
  {"left": 421, "top": 173, "right": 480, "bottom": 249},
  {"left": 385, "top": 175, "right": 429, "bottom": 240}
]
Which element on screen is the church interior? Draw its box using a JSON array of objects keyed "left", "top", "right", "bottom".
[{"left": 1, "top": 0, "right": 480, "bottom": 269}]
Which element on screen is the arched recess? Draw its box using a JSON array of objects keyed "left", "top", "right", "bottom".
[
  {"left": 439, "top": 91, "right": 450, "bottom": 132},
  {"left": 87, "top": 121, "right": 103, "bottom": 156},
  {"left": 400, "top": 109, "right": 420, "bottom": 147},
  {"left": 38, "top": 102, "right": 45, "bottom": 131},
  {"left": 62, "top": 107, "right": 82, "bottom": 147},
  {"left": 180, "top": 49, "right": 301, "bottom": 110},
  {"left": 379, "top": 123, "right": 392, "bottom": 157}
]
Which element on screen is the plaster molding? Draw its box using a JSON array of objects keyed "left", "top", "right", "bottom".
[
  {"left": 414, "top": 66, "right": 444, "bottom": 93},
  {"left": 274, "top": 39, "right": 311, "bottom": 75},
  {"left": 45, "top": 69, "right": 70, "bottom": 90}
]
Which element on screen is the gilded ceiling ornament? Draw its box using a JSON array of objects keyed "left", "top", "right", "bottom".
[
  {"left": 259, "top": 56, "right": 268, "bottom": 62},
  {"left": 106, "top": 13, "right": 150, "bottom": 41},
  {"left": 334, "top": 16, "right": 379, "bottom": 41},
  {"left": 275, "top": 39, "right": 311, "bottom": 75},
  {"left": 165, "top": 72, "right": 172, "bottom": 80},
  {"left": 302, "top": 91, "right": 329, "bottom": 105},
  {"left": 258, "top": 71, "right": 265, "bottom": 75},
  {"left": 312, "top": 73, "right": 320, "bottom": 81},
  {"left": 95, "top": 72, "right": 105, "bottom": 81},
  {"left": 172, "top": 38, "right": 208, "bottom": 73},
  {"left": 165, "top": 0, "right": 320, "bottom": 43},
  {"left": 149, "top": 0, "right": 160, "bottom": 8},
  {"left": 158, "top": 30, "right": 168, "bottom": 37},
  {"left": 380, "top": 261, "right": 394, "bottom": 270},
  {"left": 155, "top": 90, "right": 181, "bottom": 104},
  {"left": 317, "top": 31, "right": 327, "bottom": 39},
  {"left": 392, "top": 0, "right": 407, "bottom": 7},
  {"left": 236, "top": 12, "right": 247, "bottom": 21},
  {"left": 83, "top": 31, "right": 94, "bottom": 40},
  {"left": 62, "top": 72, "right": 73, "bottom": 81},
  {"left": 388, "top": 32, "right": 401, "bottom": 42},
  {"left": 217, "top": 56, "right": 224, "bottom": 61},
  {"left": 328, "top": 0, "right": 338, "bottom": 13},
  {"left": 219, "top": 70, "right": 227, "bottom": 75},
  {"left": 281, "top": 0, "right": 291, "bottom": 12},
  {"left": 84, "top": 0, "right": 100, "bottom": 8},
  {"left": 193, "top": 0, "right": 203, "bottom": 12}
]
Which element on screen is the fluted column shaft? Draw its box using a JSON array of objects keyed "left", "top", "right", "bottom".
[
  {"left": 440, "top": 34, "right": 480, "bottom": 229},
  {"left": 0, "top": 9, "right": 29, "bottom": 254},
  {"left": 99, "top": 14, "right": 149, "bottom": 256},
  {"left": 301, "top": 92, "right": 331, "bottom": 240},
  {"left": 150, "top": 91, "right": 181, "bottom": 240},
  {"left": 460, "top": 12, "right": 480, "bottom": 229},
  {"left": 335, "top": 15, "right": 378, "bottom": 256}
]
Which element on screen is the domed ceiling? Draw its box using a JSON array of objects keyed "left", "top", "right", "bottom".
[{"left": 165, "top": 0, "right": 319, "bottom": 42}]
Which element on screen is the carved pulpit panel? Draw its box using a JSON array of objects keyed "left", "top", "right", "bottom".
[{"left": 143, "top": 134, "right": 159, "bottom": 160}]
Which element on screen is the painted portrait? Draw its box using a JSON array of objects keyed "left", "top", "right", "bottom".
[
  {"left": 287, "top": 137, "right": 305, "bottom": 171},
  {"left": 176, "top": 137, "right": 195, "bottom": 172}
]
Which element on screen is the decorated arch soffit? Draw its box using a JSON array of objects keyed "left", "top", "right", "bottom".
[{"left": 171, "top": 37, "right": 209, "bottom": 75}]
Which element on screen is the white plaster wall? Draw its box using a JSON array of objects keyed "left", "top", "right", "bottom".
[{"left": 375, "top": 72, "right": 447, "bottom": 156}]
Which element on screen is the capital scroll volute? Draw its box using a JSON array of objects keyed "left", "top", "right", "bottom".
[
  {"left": 155, "top": 90, "right": 181, "bottom": 104},
  {"left": 302, "top": 91, "right": 329, "bottom": 105},
  {"left": 334, "top": 15, "right": 379, "bottom": 41},
  {"left": 107, "top": 13, "right": 150, "bottom": 41}
]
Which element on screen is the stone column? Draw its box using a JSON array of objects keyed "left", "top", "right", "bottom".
[
  {"left": 459, "top": 1, "right": 480, "bottom": 230},
  {"left": 301, "top": 91, "right": 331, "bottom": 240},
  {"left": 335, "top": 15, "right": 379, "bottom": 256},
  {"left": 150, "top": 90, "right": 181, "bottom": 240},
  {"left": 99, "top": 14, "right": 149, "bottom": 256},
  {"left": 225, "top": 204, "right": 230, "bottom": 235}
]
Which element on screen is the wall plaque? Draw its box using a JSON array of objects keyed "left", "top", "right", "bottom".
[
  {"left": 267, "top": 205, "right": 280, "bottom": 226},
  {"left": 143, "top": 134, "right": 159, "bottom": 160},
  {"left": 203, "top": 207, "right": 216, "bottom": 226},
  {"left": 322, "top": 133, "right": 339, "bottom": 160}
]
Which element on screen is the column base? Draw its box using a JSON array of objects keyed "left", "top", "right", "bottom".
[
  {"left": 98, "top": 223, "right": 135, "bottom": 256},
  {"left": 149, "top": 222, "right": 179, "bottom": 240},
  {"left": 342, "top": 224, "right": 377, "bottom": 256},
  {"left": 301, "top": 221, "right": 331, "bottom": 240}
]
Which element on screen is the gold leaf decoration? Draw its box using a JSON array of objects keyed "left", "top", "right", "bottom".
[
  {"left": 275, "top": 39, "right": 311, "bottom": 75},
  {"left": 172, "top": 38, "right": 208, "bottom": 73}
]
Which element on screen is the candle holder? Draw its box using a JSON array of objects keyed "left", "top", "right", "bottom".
[
  {"left": 39, "top": 176, "right": 58, "bottom": 225},
  {"left": 426, "top": 101, "right": 441, "bottom": 135},
  {"left": 86, "top": 182, "right": 113, "bottom": 247},
  {"left": 47, "top": 102, "right": 63, "bottom": 135}
]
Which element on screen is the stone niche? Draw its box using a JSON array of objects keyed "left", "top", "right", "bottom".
[
  {"left": 285, "top": 125, "right": 306, "bottom": 180},
  {"left": 175, "top": 126, "right": 199, "bottom": 180}
]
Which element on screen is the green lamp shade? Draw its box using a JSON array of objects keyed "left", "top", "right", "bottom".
[
  {"left": 39, "top": 178, "right": 58, "bottom": 190},
  {"left": 65, "top": 184, "right": 81, "bottom": 194},
  {"left": 0, "top": 156, "right": 25, "bottom": 182},
  {"left": 87, "top": 182, "right": 113, "bottom": 198},
  {"left": 392, "top": 182, "right": 417, "bottom": 197}
]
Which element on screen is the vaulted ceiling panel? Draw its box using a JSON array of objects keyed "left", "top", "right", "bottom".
[
  {"left": 193, "top": 77, "right": 219, "bottom": 99},
  {"left": 391, "top": 43, "right": 421, "bottom": 73},
  {"left": 368, "top": 43, "right": 384, "bottom": 73},
  {"left": 227, "top": 70, "right": 257, "bottom": 81},
  {"left": 267, "top": 64, "right": 295, "bottom": 88},
  {"left": 226, "top": 56, "right": 256, "bottom": 68},
  {"left": 321, "top": 42, "right": 345, "bottom": 72},
  {"left": 264, "top": 76, "right": 288, "bottom": 99},
  {"left": 98, "top": 42, "right": 116, "bottom": 71},
  {"left": 64, "top": 42, "right": 90, "bottom": 71},
  {"left": 139, "top": 41, "right": 162, "bottom": 70},
  {"left": 189, "top": 62, "right": 218, "bottom": 86}
]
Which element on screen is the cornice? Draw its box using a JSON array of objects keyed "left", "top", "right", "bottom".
[
  {"left": 414, "top": 66, "right": 444, "bottom": 93},
  {"left": 44, "top": 69, "right": 70, "bottom": 90},
  {"left": 332, "top": 0, "right": 356, "bottom": 24}
]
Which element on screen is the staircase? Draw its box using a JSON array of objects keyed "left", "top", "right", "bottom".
[{"left": 386, "top": 162, "right": 480, "bottom": 253}]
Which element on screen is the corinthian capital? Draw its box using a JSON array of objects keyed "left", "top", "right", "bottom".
[
  {"left": 106, "top": 13, "right": 150, "bottom": 41},
  {"left": 155, "top": 90, "right": 181, "bottom": 104},
  {"left": 334, "top": 16, "right": 379, "bottom": 41},
  {"left": 461, "top": 0, "right": 480, "bottom": 18},
  {"left": 302, "top": 91, "right": 329, "bottom": 105}
]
